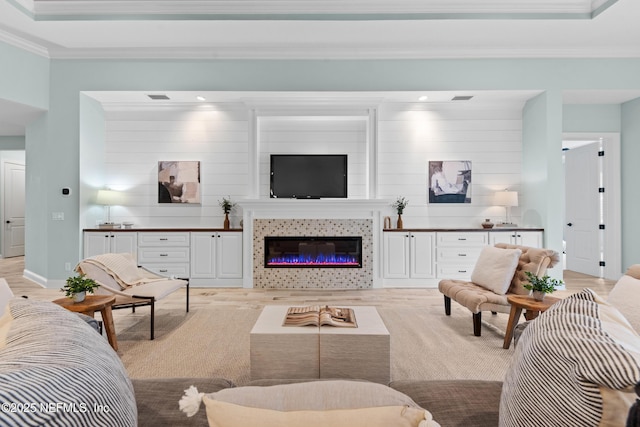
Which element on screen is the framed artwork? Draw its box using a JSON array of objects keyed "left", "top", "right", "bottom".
[
  {"left": 428, "top": 160, "right": 472, "bottom": 204},
  {"left": 158, "top": 161, "right": 201, "bottom": 204}
]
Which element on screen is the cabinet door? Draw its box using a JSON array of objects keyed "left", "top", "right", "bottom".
[
  {"left": 217, "top": 232, "right": 243, "bottom": 279},
  {"left": 516, "top": 231, "right": 543, "bottom": 248},
  {"left": 489, "top": 231, "right": 515, "bottom": 246},
  {"left": 111, "top": 232, "right": 137, "bottom": 256},
  {"left": 190, "top": 232, "right": 217, "bottom": 278},
  {"left": 84, "top": 232, "right": 110, "bottom": 258},
  {"left": 383, "top": 232, "right": 410, "bottom": 279},
  {"left": 410, "top": 232, "right": 436, "bottom": 278}
]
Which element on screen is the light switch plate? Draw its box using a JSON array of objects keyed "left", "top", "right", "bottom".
[{"left": 51, "top": 212, "right": 64, "bottom": 220}]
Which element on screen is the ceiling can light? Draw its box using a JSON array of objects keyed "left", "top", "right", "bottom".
[
  {"left": 196, "top": 96, "right": 206, "bottom": 101},
  {"left": 418, "top": 95, "right": 429, "bottom": 101}
]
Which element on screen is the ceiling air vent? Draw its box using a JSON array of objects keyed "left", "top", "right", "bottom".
[
  {"left": 147, "top": 94, "right": 170, "bottom": 100},
  {"left": 451, "top": 95, "right": 474, "bottom": 101}
]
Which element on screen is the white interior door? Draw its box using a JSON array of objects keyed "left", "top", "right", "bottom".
[
  {"left": 3, "top": 162, "right": 26, "bottom": 258},
  {"left": 564, "top": 143, "right": 600, "bottom": 276}
]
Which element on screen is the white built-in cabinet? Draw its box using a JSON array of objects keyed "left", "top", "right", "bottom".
[
  {"left": 190, "top": 232, "right": 243, "bottom": 285},
  {"left": 383, "top": 229, "right": 543, "bottom": 288},
  {"left": 383, "top": 231, "right": 436, "bottom": 286},
  {"left": 83, "top": 229, "right": 243, "bottom": 287},
  {"left": 489, "top": 230, "right": 542, "bottom": 248},
  {"left": 137, "top": 232, "right": 191, "bottom": 278},
  {"left": 83, "top": 231, "right": 137, "bottom": 259},
  {"left": 435, "top": 231, "right": 489, "bottom": 280}
]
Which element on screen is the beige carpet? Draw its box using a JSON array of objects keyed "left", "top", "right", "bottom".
[{"left": 118, "top": 299, "right": 514, "bottom": 386}]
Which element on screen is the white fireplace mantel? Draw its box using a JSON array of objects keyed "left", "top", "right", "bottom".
[
  {"left": 238, "top": 199, "right": 392, "bottom": 219},
  {"left": 238, "top": 199, "right": 392, "bottom": 288}
]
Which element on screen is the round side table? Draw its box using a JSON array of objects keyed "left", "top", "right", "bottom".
[
  {"left": 53, "top": 295, "right": 118, "bottom": 351},
  {"left": 503, "top": 294, "right": 560, "bottom": 349}
]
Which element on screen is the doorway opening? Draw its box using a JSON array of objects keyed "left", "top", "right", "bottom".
[{"left": 562, "top": 133, "right": 621, "bottom": 280}]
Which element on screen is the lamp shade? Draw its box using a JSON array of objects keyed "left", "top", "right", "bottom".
[
  {"left": 494, "top": 191, "right": 518, "bottom": 207},
  {"left": 96, "top": 189, "right": 121, "bottom": 206}
]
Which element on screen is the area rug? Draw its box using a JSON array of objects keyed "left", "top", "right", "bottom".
[{"left": 118, "top": 301, "right": 514, "bottom": 386}]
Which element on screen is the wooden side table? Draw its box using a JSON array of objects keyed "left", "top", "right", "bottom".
[
  {"left": 503, "top": 294, "right": 560, "bottom": 349},
  {"left": 53, "top": 295, "right": 118, "bottom": 351}
]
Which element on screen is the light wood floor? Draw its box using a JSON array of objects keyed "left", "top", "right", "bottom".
[{"left": 1, "top": 256, "right": 617, "bottom": 332}]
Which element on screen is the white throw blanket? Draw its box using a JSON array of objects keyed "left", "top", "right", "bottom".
[{"left": 80, "top": 253, "right": 164, "bottom": 290}]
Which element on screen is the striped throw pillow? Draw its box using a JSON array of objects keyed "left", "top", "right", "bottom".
[
  {"left": 500, "top": 288, "right": 640, "bottom": 427},
  {"left": 0, "top": 298, "right": 137, "bottom": 426}
]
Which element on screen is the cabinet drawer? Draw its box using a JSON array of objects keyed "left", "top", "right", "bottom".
[
  {"left": 436, "top": 232, "right": 488, "bottom": 247},
  {"left": 437, "top": 247, "right": 484, "bottom": 263},
  {"left": 138, "top": 232, "right": 190, "bottom": 247},
  {"left": 437, "top": 264, "right": 476, "bottom": 279},
  {"left": 138, "top": 247, "right": 190, "bottom": 263},
  {"left": 142, "top": 263, "right": 190, "bottom": 278}
]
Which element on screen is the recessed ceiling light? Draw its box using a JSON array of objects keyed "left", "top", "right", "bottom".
[
  {"left": 147, "top": 94, "right": 170, "bottom": 100},
  {"left": 196, "top": 96, "right": 206, "bottom": 101},
  {"left": 418, "top": 95, "right": 429, "bottom": 101}
]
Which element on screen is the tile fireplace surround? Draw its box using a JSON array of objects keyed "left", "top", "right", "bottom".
[{"left": 239, "top": 200, "right": 388, "bottom": 289}]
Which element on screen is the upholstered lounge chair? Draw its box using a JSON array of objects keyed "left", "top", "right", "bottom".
[
  {"left": 76, "top": 253, "right": 189, "bottom": 340},
  {"left": 438, "top": 243, "right": 559, "bottom": 337}
]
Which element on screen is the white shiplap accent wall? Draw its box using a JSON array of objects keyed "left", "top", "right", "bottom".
[
  {"left": 102, "top": 105, "right": 249, "bottom": 228},
  {"left": 96, "top": 101, "right": 524, "bottom": 229},
  {"left": 377, "top": 103, "right": 523, "bottom": 228},
  {"left": 257, "top": 116, "right": 368, "bottom": 199}
]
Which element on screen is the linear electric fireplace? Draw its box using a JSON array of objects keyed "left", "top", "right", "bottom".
[{"left": 265, "top": 236, "right": 362, "bottom": 268}]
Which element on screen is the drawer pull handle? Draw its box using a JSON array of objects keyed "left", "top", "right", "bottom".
[
  {"left": 159, "top": 269, "right": 168, "bottom": 272},
  {"left": 458, "top": 238, "right": 467, "bottom": 241},
  {"left": 160, "top": 254, "right": 168, "bottom": 257},
  {"left": 458, "top": 270, "right": 467, "bottom": 273},
  {"left": 458, "top": 254, "right": 467, "bottom": 256},
  {"left": 160, "top": 238, "right": 168, "bottom": 241}
]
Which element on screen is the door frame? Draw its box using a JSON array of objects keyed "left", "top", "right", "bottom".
[
  {"left": 562, "top": 132, "right": 621, "bottom": 280},
  {"left": 1, "top": 159, "right": 26, "bottom": 258}
]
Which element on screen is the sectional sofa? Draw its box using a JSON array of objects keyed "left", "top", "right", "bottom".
[{"left": 1, "top": 267, "right": 639, "bottom": 427}]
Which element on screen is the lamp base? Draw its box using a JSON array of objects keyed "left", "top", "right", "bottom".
[{"left": 98, "top": 223, "right": 121, "bottom": 229}]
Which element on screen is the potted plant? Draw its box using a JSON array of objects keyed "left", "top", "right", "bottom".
[
  {"left": 523, "top": 271, "right": 563, "bottom": 301},
  {"left": 392, "top": 196, "right": 409, "bottom": 229},
  {"left": 61, "top": 273, "right": 99, "bottom": 303},
  {"left": 218, "top": 196, "right": 237, "bottom": 230}
]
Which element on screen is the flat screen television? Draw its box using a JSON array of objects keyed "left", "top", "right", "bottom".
[{"left": 270, "top": 154, "right": 348, "bottom": 199}]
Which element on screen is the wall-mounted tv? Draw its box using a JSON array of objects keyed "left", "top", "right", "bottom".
[{"left": 270, "top": 154, "right": 348, "bottom": 199}]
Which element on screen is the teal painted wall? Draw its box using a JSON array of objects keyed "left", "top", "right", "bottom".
[
  {"left": 0, "top": 43, "right": 48, "bottom": 109},
  {"left": 0, "top": 136, "right": 25, "bottom": 150},
  {"left": 563, "top": 104, "right": 621, "bottom": 132},
  {"left": 621, "top": 98, "right": 640, "bottom": 269},
  {"left": 16, "top": 56, "right": 640, "bottom": 284},
  {"left": 522, "top": 91, "right": 564, "bottom": 280}
]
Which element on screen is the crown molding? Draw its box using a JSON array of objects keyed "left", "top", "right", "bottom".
[
  {"left": 27, "top": 0, "right": 616, "bottom": 20},
  {"left": 0, "top": 28, "right": 49, "bottom": 57},
  {"left": 45, "top": 44, "right": 640, "bottom": 60}
]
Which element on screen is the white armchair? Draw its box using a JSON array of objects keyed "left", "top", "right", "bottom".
[{"left": 76, "top": 253, "right": 189, "bottom": 340}]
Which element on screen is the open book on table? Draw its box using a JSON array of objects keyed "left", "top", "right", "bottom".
[{"left": 283, "top": 305, "right": 358, "bottom": 328}]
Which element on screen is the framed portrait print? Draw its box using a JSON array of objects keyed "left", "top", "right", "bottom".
[
  {"left": 158, "top": 161, "right": 201, "bottom": 204},
  {"left": 428, "top": 161, "right": 472, "bottom": 204}
]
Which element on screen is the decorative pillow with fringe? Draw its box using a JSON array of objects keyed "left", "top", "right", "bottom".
[{"left": 179, "top": 380, "right": 440, "bottom": 427}]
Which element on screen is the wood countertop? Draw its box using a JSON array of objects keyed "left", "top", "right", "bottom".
[
  {"left": 83, "top": 228, "right": 243, "bottom": 232},
  {"left": 383, "top": 228, "right": 544, "bottom": 232}
]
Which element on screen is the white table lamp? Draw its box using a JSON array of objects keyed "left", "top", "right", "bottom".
[
  {"left": 96, "top": 189, "right": 121, "bottom": 225},
  {"left": 494, "top": 190, "right": 518, "bottom": 227}
]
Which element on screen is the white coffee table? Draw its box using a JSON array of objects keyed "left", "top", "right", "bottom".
[{"left": 250, "top": 305, "right": 390, "bottom": 383}]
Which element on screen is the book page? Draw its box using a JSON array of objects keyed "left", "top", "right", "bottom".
[
  {"left": 319, "top": 306, "right": 357, "bottom": 328},
  {"left": 283, "top": 305, "right": 320, "bottom": 326}
]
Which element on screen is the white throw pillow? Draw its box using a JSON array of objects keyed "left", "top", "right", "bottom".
[
  {"left": 607, "top": 274, "right": 640, "bottom": 333},
  {"left": 470, "top": 246, "right": 522, "bottom": 295}
]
